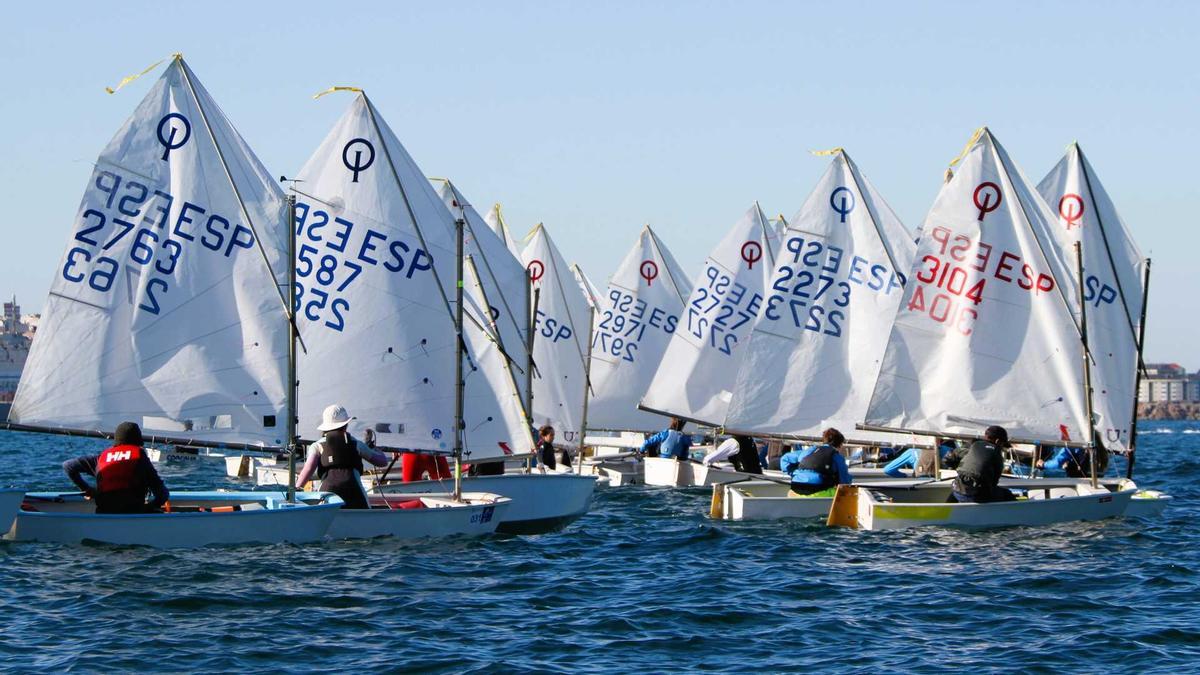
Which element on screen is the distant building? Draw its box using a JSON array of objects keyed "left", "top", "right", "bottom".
[
  {"left": 1138, "top": 363, "right": 1200, "bottom": 403},
  {"left": 0, "top": 296, "right": 32, "bottom": 404}
]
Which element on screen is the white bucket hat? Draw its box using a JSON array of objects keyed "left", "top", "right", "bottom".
[{"left": 317, "top": 404, "right": 354, "bottom": 432}]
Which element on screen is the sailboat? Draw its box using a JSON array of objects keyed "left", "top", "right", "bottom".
[
  {"left": 586, "top": 226, "right": 692, "bottom": 433},
  {"left": 3, "top": 56, "right": 342, "bottom": 546},
  {"left": 695, "top": 152, "right": 921, "bottom": 508},
  {"left": 280, "top": 92, "right": 592, "bottom": 535},
  {"left": 1036, "top": 143, "right": 1169, "bottom": 517},
  {"left": 638, "top": 203, "right": 783, "bottom": 487},
  {"left": 834, "top": 128, "right": 1138, "bottom": 530}
]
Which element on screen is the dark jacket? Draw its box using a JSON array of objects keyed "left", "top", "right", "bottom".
[{"left": 944, "top": 440, "right": 1004, "bottom": 493}]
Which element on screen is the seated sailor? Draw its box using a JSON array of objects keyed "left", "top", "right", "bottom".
[
  {"left": 537, "top": 425, "right": 558, "bottom": 471},
  {"left": 883, "top": 437, "right": 956, "bottom": 477},
  {"left": 641, "top": 417, "right": 692, "bottom": 461},
  {"left": 703, "top": 435, "right": 763, "bottom": 474},
  {"left": 63, "top": 421, "right": 169, "bottom": 514},
  {"left": 1037, "top": 442, "right": 1110, "bottom": 478},
  {"left": 943, "top": 425, "right": 1016, "bottom": 503},
  {"left": 295, "top": 404, "right": 391, "bottom": 509},
  {"left": 780, "top": 428, "right": 852, "bottom": 497}
]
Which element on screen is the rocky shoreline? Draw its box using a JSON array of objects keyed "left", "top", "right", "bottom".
[{"left": 1138, "top": 402, "right": 1200, "bottom": 421}]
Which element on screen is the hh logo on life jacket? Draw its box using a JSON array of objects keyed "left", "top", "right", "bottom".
[{"left": 104, "top": 450, "right": 133, "bottom": 463}]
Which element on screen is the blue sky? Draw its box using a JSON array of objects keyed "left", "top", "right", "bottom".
[{"left": 2, "top": 1, "right": 1197, "bottom": 366}]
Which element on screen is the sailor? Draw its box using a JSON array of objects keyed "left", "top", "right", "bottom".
[
  {"left": 882, "top": 438, "right": 956, "bottom": 478},
  {"left": 641, "top": 417, "right": 692, "bottom": 461},
  {"left": 537, "top": 425, "right": 558, "bottom": 471},
  {"left": 295, "top": 404, "right": 391, "bottom": 509},
  {"left": 1037, "top": 441, "right": 1110, "bottom": 478},
  {"left": 703, "top": 435, "right": 763, "bottom": 474},
  {"left": 401, "top": 452, "right": 453, "bottom": 482},
  {"left": 779, "top": 428, "right": 852, "bottom": 496},
  {"left": 62, "top": 422, "right": 170, "bottom": 514},
  {"left": 943, "top": 426, "right": 1017, "bottom": 503}
]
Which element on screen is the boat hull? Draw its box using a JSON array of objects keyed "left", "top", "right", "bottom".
[
  {"left": 643, "top": 457, "right": 777, "bottom": 488},
  {"left": 6, "top": 492, "right": 342, "bottom": 547},
  {"left": 855, "top": 483, "right": 1134, "bottom": 530},
  {"left": 0, "top": 489, "right": 23, "bottom": 534},
  {"left": 376, "top": 474, "right": 596, "bottom": 534},
  {"left": 325, "top": 493, "right": 512, "bottom": 540}
]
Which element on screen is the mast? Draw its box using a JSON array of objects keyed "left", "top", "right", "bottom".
[
  {"left": 454, "top": 213, "right": 466, "bottom": 502},
  {"left": 526, "top": 275, "right": 539, "bottom": 473},
  {"left": 577, "top": 305, "right": 596, "bottom": 474},
  {"left": 286, "top": 194, "right": 299, "bottom": 503},
  {"left": 1075, "top": 242, "right": 1099, "bottom": 488},
  {"left": 1127, "top": 259, "right": 1152, "bottom": 478}
]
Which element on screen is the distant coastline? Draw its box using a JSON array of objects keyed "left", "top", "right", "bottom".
[{"left": 1139, "top": 402, "right": 1200, "bottom": 421}]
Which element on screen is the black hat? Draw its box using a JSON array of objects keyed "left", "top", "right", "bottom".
[
  {"left": 984, "top": 425, "right": 1009, "bottom": 447},
  {"left": 115, "top": 421, "right": 144, "bottom": 446}
]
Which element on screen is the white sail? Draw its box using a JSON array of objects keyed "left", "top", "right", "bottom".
[
  {"left": 433, "top": 179, "right": 530, "bottom": 404},
  {"left": 1037, "top": 144, "right": 1145, "bottom": 452},
  {"left": 484, "top": 203, "right": 524, "bottom": 260},
  {"left": 293, "top": 93, "right": 526, "bottom": 459},
  {"left": 767, "top": 213, "right": 789, "bottom": 254},
  {"left": 520, "top": 224, "right": 591, "bottom": 445},
  {"left": 9, "top": 57, "right": 290, "bottom": 447},
  {"left": 586, "top": 226, "right": 692, "bottom": 432},
  {"left": 864, "top": 128, "right": 1089, "bottom": 444},
  {"left": 640, "top": 203, "right": 780, "bottom": 425},
  {"left": 462, "top": 255, "right": 536, "bottom": 458},
  {"left": 723, "top": 154, "right": 914, "bottom": 437},
  {"left": 571, "top": 263, "right": 602, "bottom": 309}
]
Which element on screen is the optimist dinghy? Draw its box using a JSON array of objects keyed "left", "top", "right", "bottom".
[
  {"left": 324, "top": 492, "right": 512, "bottom": 540},
  {"left": 0, "top": 489, "right": 23, "bottom": 534},
  {"left": 6, "top": 492, "right": 342, "bottom": 547},
  {"left": 828, "top": 479, "right": 1134, "bottom": 530},
  {"left": 375, "top": 473, "right": 596, "bottom": 535}
]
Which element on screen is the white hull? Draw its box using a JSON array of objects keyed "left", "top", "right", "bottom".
[
  {"left": 375, "top": 473, "right": 596, "bottom": 534},
  {"left": 643, "top": 457, "right": 775, "bottom": 488},
  {"left": 581, "top": 458, "right": 642, "bottom": 486},
  {"left": 149, "top": 447, "right": 279, "bottom": 465},
  {"left": 0, "top": 489, "right": 23, "bottom": 534},
  {"left": 326, "top": 493, "right": 512, "bottom": 540},
  {"left": 228, "top": 454, "right": 288, "bottom": 479},
  {"left": 714, "top": 478, "right": 943, "bottom": 521},
  {"left": 849, "top": 482, "right": 1135, "bottom": 530},
  {"left": 6, "top": 492, "right": 343, "bottom": 547}
]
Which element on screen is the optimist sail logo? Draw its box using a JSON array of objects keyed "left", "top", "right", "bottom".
[
  {"left": 830, "top": 187, "right": 855, "bottom": 223},
  {"left": 156, "top": 113, "right": 191, "bottom": 161},
  {"left": 526, "top": 259, "right": 545, "bottom": 283},
  {"left": 973, "top": 182, "right": 1002, "bottom": 221},
  {"left": 741, "top": 241, "right": 763, "bottom": 270},
  {"left": 640, "top": 260, "right": 659, "bottom": 286},
  {"left": 1059, "top": 194, "right": 1085, "bottom": 229},
  {"left": 342, "top": 138, "right": 375, "bottom": 183}
]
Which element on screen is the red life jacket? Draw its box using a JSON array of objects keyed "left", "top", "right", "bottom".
[{"left": 96, "top": 445, "right": 144, "bottom": 494}]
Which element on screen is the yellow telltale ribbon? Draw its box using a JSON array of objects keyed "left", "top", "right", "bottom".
[
  {"left": 313, "top": 86, "right": 363, "bottom": 100},
  {"left": 942, "top": 125, "right": 987, "bottom": 183},
  {"left": 105, "top": 53, "right": 182, "bottom": 95},
  {"left": 810, "top": 147, "right": 845, "bottom": 156}
]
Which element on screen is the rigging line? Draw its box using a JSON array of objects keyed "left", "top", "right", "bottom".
[
  {"left": 541, "top": 225, "right": 591, "bottom": 370},
  {"left": 361, "top": 94, "right": 456, "bottom": 328},
  {"left": 444, "top": 181, "right": 527, "bottom": 373},
  {"left": 986, "top": 130, "right": 1085, "bottom": 342},
  {"left": 645, "top": 225, "right": 688, "bottom": 307},
  {"left": 842, "top": 151, "right": 906, "bottom": 286},
  {"left": 175, "top": 59, "right": 295, "bottom": 333},
  {"left": 1075, "top": 146, "right": 1143, "bottom": 351}
]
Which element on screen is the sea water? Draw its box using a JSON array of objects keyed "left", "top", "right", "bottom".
[{"left": 0, "top": 424, "right": 1197, "bottom": 672}]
